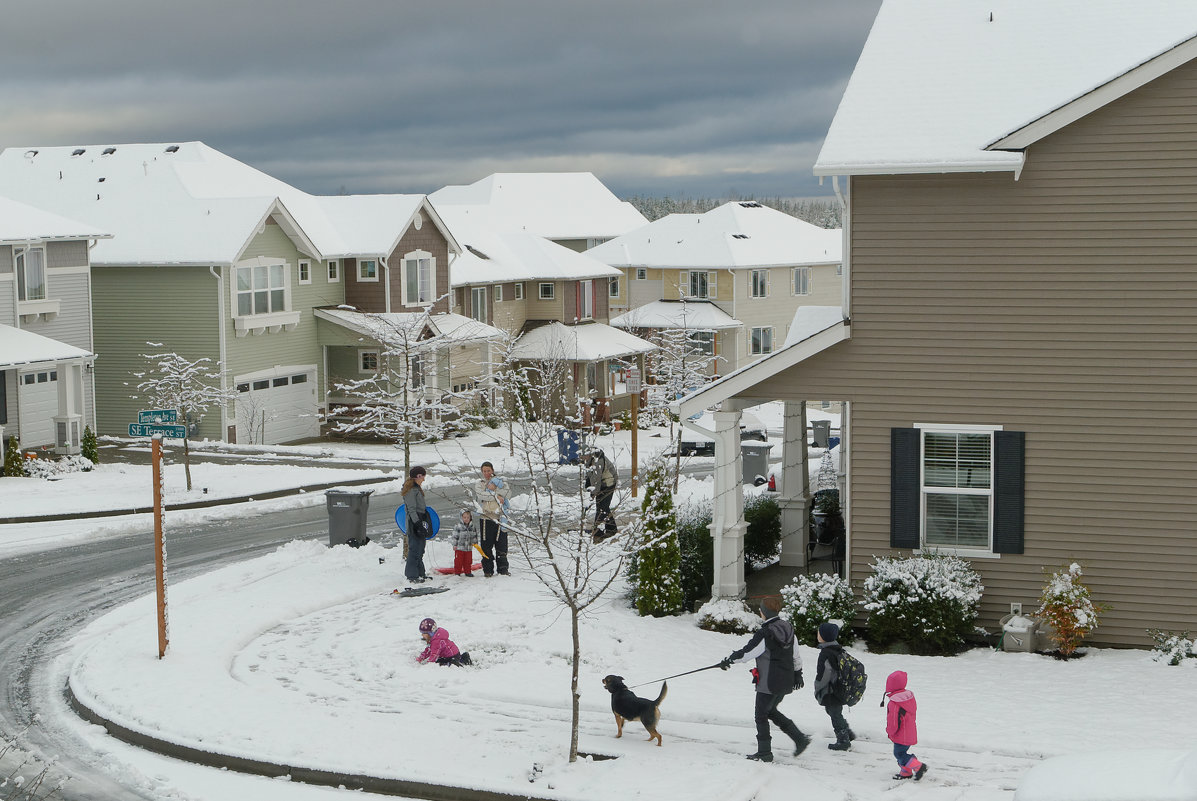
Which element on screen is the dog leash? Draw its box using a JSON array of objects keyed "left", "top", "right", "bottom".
[{"left": 629, "top": 663, "right": 723, "bottom": 689}]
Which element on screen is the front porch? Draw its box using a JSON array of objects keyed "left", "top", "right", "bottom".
[{"left": 0, "top": 323, "right": 94, "bottom": 461}]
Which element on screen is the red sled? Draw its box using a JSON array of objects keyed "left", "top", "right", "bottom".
[{"left": 435, "top": 562, "right": 483, "bottom": 575}]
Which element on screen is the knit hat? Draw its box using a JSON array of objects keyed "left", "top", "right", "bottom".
[
  {"left": 818, "top": 622, "right": 840, "bottom": 642},
  {"left": 419, "top": 617, "right": 436, "bottom": 634}
]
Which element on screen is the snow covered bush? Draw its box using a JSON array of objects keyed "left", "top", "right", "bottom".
[
  {"left": 81, "top": 425, "right": 99, "bottom": 464},
  {"left": 1037, "top": 562, "right": 1106, "bottom": 658},
  {"left": 1147, "top": 630, "right": 1197, "bottom": 666},
  {"left": 3, "top": 436, "right": 26, "bottom": 477},
  {"left": 23, "top": 455, "right": 95, "bottom": 479},
  {"left": 695, "top": 598, "right": 760, "bottom": 634},
  {"left": 633, "top": 462, "right": 684, "bottom": 617},
  {"left": 863, "top": 553, "right": 983, "bottom": 655},
  {"left": 780, "top": 573, "right": 857, "bottom": 647}
]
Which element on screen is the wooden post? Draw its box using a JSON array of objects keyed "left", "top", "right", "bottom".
[
  {"left": 628, "top": 370, "right": 641, "bottom": 497},
  {"left": 152, "top": 435, "right": 169, "bottom": 659}
]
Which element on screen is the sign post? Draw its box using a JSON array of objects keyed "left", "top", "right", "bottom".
[
  {"left": 628, "top": 371, "right": 641, "bottom": 497},
  {"left": 151, "top": 435, "right": 169, "bottom": 659}
]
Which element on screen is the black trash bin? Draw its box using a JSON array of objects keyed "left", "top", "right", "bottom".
[{"left": 325, "top": 488, "right": 375, "bottom": 547}]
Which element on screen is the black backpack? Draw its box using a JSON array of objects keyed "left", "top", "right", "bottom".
[{"left": 834, "top": 651, "right": 868, "bottom": 707}]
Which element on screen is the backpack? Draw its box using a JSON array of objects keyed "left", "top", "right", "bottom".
[{"left": 833, "top": 651, "right": 868, "bottom": 707}]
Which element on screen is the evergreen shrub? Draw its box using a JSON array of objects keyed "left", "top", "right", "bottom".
[
  {"left": 743, "top": 494, "right": 781, "bottom": 564},
  {"left": 3, "top": 436, "right": 26, "bottom": 477},
  {"left": 1037, "top": 562, "right": 1106, "bottom": 658},
  {"left": 780, "top": 572, "right": 857, "bottom": 647},
  {"left": 863, "top": 553, "right": 983, "bottom": 655},
  {"left": 81, "top": 425, "right": 99, "bottom": 464},
  {"left": 1147, "top": 629, "right": 1197, "bottom": 666},
  {"left": 676, "top": 504, "right": 713, "bottom": 612},
  {"left": 633, "top": 463, "right": 684, "bottom": 617}
]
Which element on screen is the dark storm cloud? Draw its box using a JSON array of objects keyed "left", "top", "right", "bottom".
[{"left": 0, "top": 0, "right": 881, "bottom": 199}]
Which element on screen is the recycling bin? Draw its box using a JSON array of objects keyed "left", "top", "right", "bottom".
[
  {"left": 741, "top": 441, "right": 774, "bottom": 485},
  {"left": 557, "top": 428, "right": 581, "bottom": 464},
  {"left": 811, "top": 420, "right": 831, "bottom": 448},
  {"left": 325, "top": 488, "right": 375, "bottom": 547}
]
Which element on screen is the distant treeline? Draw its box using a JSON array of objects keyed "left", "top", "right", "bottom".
[{"left": 624, "top": 195, "right": 842, "bottom": 229}]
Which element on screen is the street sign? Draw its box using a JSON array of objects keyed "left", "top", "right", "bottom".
[
  {"left": 627, "top": 371, "right": 641, "bottom": 394},
  {"left": 138, "top": 409, "right": 178, "bottom": 424},
  {"left": 128, "top": 423, "right": 187, "bottom": 438}
]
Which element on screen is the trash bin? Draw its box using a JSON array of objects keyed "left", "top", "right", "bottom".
[
  {"left": 741, "top": 441, "right": 774, "bottom": 485},
  {"left": 1000, "top": 613, "right": 1038, "bottom": 652},
  {"left": 811, "top": 420, "right": 830, "bottom": 448},
  {"left": 557, "top": 428, "right": 581, "bottom": 464},
  {"left": 326, "top": 488, "right": 375, "bottom": 547}
]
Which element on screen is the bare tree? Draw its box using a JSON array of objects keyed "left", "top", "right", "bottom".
[{"left": 130, "top": 346, "right": 236, "bottom": 491}]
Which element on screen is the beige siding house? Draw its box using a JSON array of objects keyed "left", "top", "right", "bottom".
[{"left": 677, "top": 1, "right": 1197, "bottom": 646}]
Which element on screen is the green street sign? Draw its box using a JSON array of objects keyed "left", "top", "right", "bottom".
[
  {"left": 129, "top": 423, "right": 187, "bottom": 439},
  {"left": 138, "top": 409, "right": 179, "bottom": 424}
]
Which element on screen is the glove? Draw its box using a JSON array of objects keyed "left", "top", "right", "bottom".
[
  {"left": 795, "top": 669, "right": 805, "bottom": 689},
  {"left": 719, "top": 657, "right": 733, "bottom": 670}
]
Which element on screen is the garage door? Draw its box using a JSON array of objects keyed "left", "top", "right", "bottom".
[
  {"left": 233, "top": 367, "right": 320, "bottom": 445},
  {"left": 17, "top": 368, "right": 58, "bottom": 448}
]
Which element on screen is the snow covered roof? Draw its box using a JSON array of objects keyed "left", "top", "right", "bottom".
[
  {"left": 438, "top": 205, "right": 619, "bottom": 286},
  {"left": 0, "top": 194, "right": 110, "bottom": 244},
  {"left": 586, "top": 202, "right": 841, "bottom": 270},
  {"left": 314, "top": 308, "right": 503, "bottom": 346},
  {"left": 430, "top": 172, "right": 647, "bottom": 241},
  {"left": 815, "top": 1, "right": 1197, "bottom": 176},
  {"left": 782, "top": 305, "right": 844, "bottom": 348},
  {"left": 0, "top": 142, "right": 450, "bottom": 265},
  {"left": 0, "top": 324, "right": 93, "bottom": 369},
  {"left": 610, "top": 299, "right": 742, "bottom": 331},
  {"left": 510, "top": 321, "right": 655, "bottom": 362}
]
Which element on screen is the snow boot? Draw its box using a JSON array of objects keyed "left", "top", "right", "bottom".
[
  {"left": 827, "top": 730, "right": 852, "bottom": 751},
  {"left": 847, "top": 727, "right": 857, "bottom": 741},
  {"left": 746, "top": 737, "right": 773, "bottom": 762},
  {"left": 893, "top": 768, "right": 914, "bottom": 780},
  {"left": 910, "top": 758, "right": 927, "bottom": 780},
  {"left": 778, "top": 720, "right": 810, "bottom": 756}
]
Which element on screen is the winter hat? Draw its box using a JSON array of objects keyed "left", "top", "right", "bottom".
[
  {"left": 818, "top": 622, "right": 840, "bottom": 642},
  {"left": 759, "top": 596, "right": 782, "bottom": 616},
  {"left": 460, "top": 508, "right": 473, "bottom": 521},
  {"left": 419, "top": 617, "right": 436, "bottom": 634}
]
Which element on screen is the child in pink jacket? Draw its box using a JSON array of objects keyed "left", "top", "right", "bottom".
[
  {"left": 883, "top": 670, "right": 927, "bottom": 780},
  {"left": 416, "top": 617, "right": 472, "bottom": 666}
]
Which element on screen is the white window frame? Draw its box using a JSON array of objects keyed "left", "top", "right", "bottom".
[
  {"left": 793, "top": 266, "right": 812, "bottom": 295},
  {"left": 470, "top": 286, "right": 488, "bottom": 324},
  {"left": 514, "top": 282, "right": 525, "bottom": 300},
  {"left": 914, "top": 423, "right": 1002, "bottom": 555},
  {"left": 751, "top": 269, "right": 768, "bottom": 299},
  {"left": 578, "top": 280, "right": 594, "bottom": 320},
  {"left": 327, "top": 260, "right": 340, "bottom": 282},
  {"left": 234, "top": 258, "right": 290, "bottom": 317},
  {"left": 402, "top": 250, "right": 435, "bottom": 307},
  {"left": 358, "top": 259, "right": 379, "bottom": 282},
  {"left": 358, "top": 349, "right": 379, "bottom": 374},
  {"left": 750, "top": 326, "right": 773, "bottom": 355},
  {"left": 15, "top": 246, "right": 47, "bottom": 302},
  {"left": 609, "top": 276, "right": 620, "bottom": 298},
  {"left": 495, "top": 284, "right": 504, "bottom": 302},
  {"left": 298, "top": 259, "right": 311, "bottom": 285},
  {"left": 539, "top": 282, "right": 555, "bottom": 300},
  {"left": 636, "top": 267, "right": 647, "bottom": 280}
]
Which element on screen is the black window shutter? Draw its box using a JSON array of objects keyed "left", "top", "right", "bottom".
[
  {"left": 890, "top": 428, "right": 920, "bottom": 549},
  {"left": 993, "top": 430, "right": 1025, "bottom": 554}
]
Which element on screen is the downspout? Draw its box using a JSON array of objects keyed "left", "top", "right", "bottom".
[
  {"left": 380, "top": 256, "right": 391, "bottom": 313},
  {"left": 832, "top": 175, "right": 851, "bottom": 322},
  {"left": 209, "top": 265, "right": 229, "bottom": 440},
  {"left": 85, "top": 238, "right": 100, "bottom": 431}
]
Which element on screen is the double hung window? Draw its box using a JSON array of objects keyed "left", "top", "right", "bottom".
[
  {"left": 471, "top": 286, "right": 488, "bottom": 323},
  {"left": 793, "top": 266, "right": 812, "bottom": 295},
  {"left": 751, "top": 270, "right": 768, "bottom": 298},
  {"left": 16, "top": 247, "right": 46, "bottom": 301},
  {"left": 921, "top": 429, "right": 993, "bottom": 549},
  {"left": 750, "top": 326, "right": 773, "bottom": 355},
  {"left": 405, "top": 252, "right": 433, "bottom": 305}
]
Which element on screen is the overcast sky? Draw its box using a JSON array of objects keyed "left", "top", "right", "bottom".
[{"left": 2, "top": 1, "right": 881, "bottom": 200}]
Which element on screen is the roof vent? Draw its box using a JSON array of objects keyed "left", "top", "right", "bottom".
[
  {"left": 102, "top": 147, "right": 116, "bottom": 156},
  {"left": 731, "top": 233, "right": 750, "bottom": 239},
  {"left": 466, "top": 245, "right": 491, "bottom": 260},
  {"left": 72, "top": 148, "right": 86, "bottom": 157},
  {"left": 24, "top": 149, "right": 38, "bottom": 159},
  {"left": 738, "top": 201, "right": 763, "bottom": 208},
  {"left": 165, "top": 145, "right": 180, "bottom": 153},
  {"left": 98, "top": 177, "right": 106, "bottom": 183}
]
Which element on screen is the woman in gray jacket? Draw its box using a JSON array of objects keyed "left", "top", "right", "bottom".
[{"left": 401, "top": 466, "right": 430, "bottom": 583}]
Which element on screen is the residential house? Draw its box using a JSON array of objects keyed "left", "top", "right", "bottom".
[
  {"left": 676, "top": 0, "right": 1197, "bottom": 646},
  {"left": 591, "top": 201, "right": 842, "bottom": 373},
  {"left": 0, "top": 195, "right": 110, "bottom": 460}
]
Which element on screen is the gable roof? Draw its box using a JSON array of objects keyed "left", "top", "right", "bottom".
[
  {"left": 814, "top": 1, "right": 1197, "bottom": 177},
  {"left": 510, "top": 321, "right": 655, "bottom": 362},
  {"left": 437, "top": 205, "right": 619, "bottom": 286},
  {"left": 430, "top": 172, "right": 647, "bottom": 241},
  {"left": 587, "top": 201, "right": 841, "bottom": 270}
]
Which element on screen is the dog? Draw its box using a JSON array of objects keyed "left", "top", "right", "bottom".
[{"left": 602, "top": 675, "right": 667, "bottom": 746}]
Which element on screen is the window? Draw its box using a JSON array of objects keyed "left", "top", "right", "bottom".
[
  {"left": 359, "top": 350, "right": 379, "bottom": 373},
  {"left": 291, "top": 373, "right": 308, "bottom": 384},
  {"left": 359, "top": 259, "right": 378, "bottom": 282},
  {"left": 750, "top": 326, "right": 773, "bottom": 355},
  {"left": 683, "top": 270, "right": 715, "bottom": 299},
  {"left": 793, "top": 266, "right": 812, "bottom": 295},
  {"left": 609, "top": 276, "right": 620, "bottom": 298},
  {"left": 327, "top": 260, "right": 340, "bottom": 282},
  {"left": 252, "top": 379, "right": 270, "bottom": 390},
  {"left": 272, "top": 377, "right": 289, "bottom": 387},
  {"left": 236, "top": 262, "right": 287, "bottom": 316},
  {"left": 404, "top": 252, "right": 434, "bottom": 305},
  {"left": 751, "top": 269, "right": 768, "bottom": 298},
  {"left": 495, "top": 285, "right": 503, "bottom": 302},
  {"left": 236, "top": 383, "right": 250, "bottom": 393},
  {"left": 577, "top": 280, "right": 594, "bottom": 320},
  {"left": 470, "top": 286, "right": 488, "bottom": 324},
  {"left": 16, "top": 247, "right": 46, "bottom": 301},
  {"left": 298, "top": 259, "right": 311, "bottom": 285},
  {"left": 539, "top": 282, "right": 555, "bottom": 300},
  {"left": 586, "top": 237, "right": 610, "bottom": 249},
  {"left": 688, "top": 330, "right": 714, "bottom": 355},
  {"left": 514, "top": 282, "right": 525, "bottom": 300},
  {"left": 410, "top": 355, "right": 424, "bottom": 389},
  {"left": 636, "top": 267, "right": 647, "bottom": 280},
  {"left": 921, "top": 429, "right": 993, "bottom": 550}
]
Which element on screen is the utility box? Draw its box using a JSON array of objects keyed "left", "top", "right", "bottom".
[
  {"left": 1000, "top": 613, "right": 1039, "bottom": 652},
  {"left": 811, "top": 420, "right": 831, "bottom": 448},
  {"left": 326, "top": 488, "right": 375, "bottom": 547},
  {"left": 741, "top": 441, "right": 774, "bottom": 485}
]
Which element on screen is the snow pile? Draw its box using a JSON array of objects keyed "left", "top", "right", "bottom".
[{"left": 1014, "top": 749, "right": 1197, "bottom": 801}]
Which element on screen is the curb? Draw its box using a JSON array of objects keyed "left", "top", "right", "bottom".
[
  {"left": 0, "top": 474, "right": 396, "bottom": 525},
  {"left": 67, "top": 682, "right": 547, "bottom": 801}
]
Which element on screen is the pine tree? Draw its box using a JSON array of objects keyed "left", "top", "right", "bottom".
[
  {"left": 81, "top": 425, "right": 99, "bottom": 465},
  {"left": 3, "top": 435, "right": 26, "bottom": 477},
  {"left": 634, "top": 461, "right": 684, "bottom": 617}
]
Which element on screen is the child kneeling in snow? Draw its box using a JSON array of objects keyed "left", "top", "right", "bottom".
[
  {"left": 883, "top": 670, "right": 927, "bottom": 780},
  {"left": 416, "top": 617, "right": 472, "bottom": 666}
]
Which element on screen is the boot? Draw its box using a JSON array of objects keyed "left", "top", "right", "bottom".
[
  {"left": 847, "top": 727, "right": 857, "bottom": 742},
  {"left": 827, "top": 730, "right": 852, "bottom": 751},
  {"left": 909, "top": 758, "right": 927, "bottom": 781},
  {"left": 746, "top": 737, "right": 773, "bottom": 762},
  {"left": 778, "top": 721, "right": 811, "bottom": 757}
]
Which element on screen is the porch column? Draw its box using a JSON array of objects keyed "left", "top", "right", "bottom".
[
  {"left": 53, "top": 361, "right": 84, "bottom": 455},
  {"left": 710, "top": 406, "right": 746, "bottom": 599},
  {"left": 778, "top": 400, "right": 811, "bottom": 568}
]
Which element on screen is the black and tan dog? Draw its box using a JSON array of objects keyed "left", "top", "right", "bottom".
[{"left": 602, "top": 675, "right": 667, "bottom": 746}]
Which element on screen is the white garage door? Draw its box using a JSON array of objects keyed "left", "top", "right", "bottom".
[
  {"left": 234, "top": 367, "right": 320, "bottom": 445},
  {"left": 17, "top": 368, "right": 58, "bottom": 448}
]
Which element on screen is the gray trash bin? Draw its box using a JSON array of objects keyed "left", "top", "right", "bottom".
[
  {"left": 741, "top": 441, "right": 774, "bottom": 485},
  {"left": 811, "top": 420, "right": 831, "bottom": 448},
  {"left": 325, "top": 488, "right": 375, "bottom": 547}
]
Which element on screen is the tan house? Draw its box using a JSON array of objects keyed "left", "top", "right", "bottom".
[{"left": 676, "top": 0, "right": 1197, "bottom": 646}]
